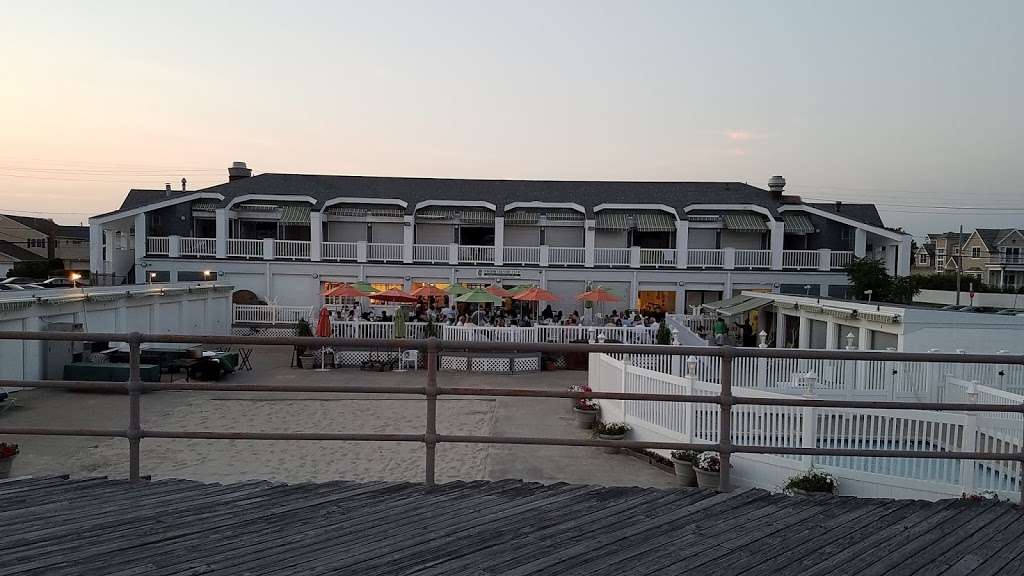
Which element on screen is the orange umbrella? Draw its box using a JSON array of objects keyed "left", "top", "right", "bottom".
[
  {"left": 576, "top": 287, "right": 621, "bottom": 303},
  {"left": 512, "top": 286, "right": 559, "bottom": 302},
  {"left": 411, "top": 284, "right": 447, "bottom": 298},
  {"left": 486, "top": 284, "right": 514, "bottom": 298},
  {"left": 369, "top": 288, "right": 418, "bottom": 303},
  {"left": 323, "top": 283, "right": 369, "bottom": 298}
]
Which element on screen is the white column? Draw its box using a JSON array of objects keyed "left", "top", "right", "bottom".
[
  {"left": 89, "top": 222, "right": 104, "bottom": 275},
  {"left": 215, "top": 209, "right": 228, "bottom": 259},
  {"left": 309, "top": 211, "right": 322, "bottom": 262},
  {"left": 263, "top": 237, "right": 275, "bottom": 260},
  {"left": 629, "top": 245, "right": 641, "bottom": 269},
  {"left": 167, "top": 234, "right": 180, "bottom": 258},
  {"left": 825, "top": 319, "right": 837, "bottom": 350},
  {"left": 448, "top": 243, "right": 459, "bottom": 265},
  {"left": 584, "top": 219, "right": 596, "bottom": 268},
  {"left": 854, "top": 228, "right": 867, "bottom": 258},
  {"left": 356, "top": 240, "right": 368, "bottom": 263},
  {"left": 629, "top": 271, "right": 639, "bottom": 308},
  {"left": 675, "top": 287, "right": 686, "bottom": 315},
  {"left": 896, "top": 235, "right": 912, "bottom": 276},
  {"left": 539, "top": 245, "right": 550, "bottom": 267},
  {"left": 770, "top": 220, "right": 785, "bottom": 270},
  {"left": 402, "top": 215, "right": 414, "bottom": 264},
  {"left": 133, "top": 213, "right": 146, "bottom": 282},
  {"left": 775, "top": 311, "right": 787, "bottom": 348},
  {"left": 858, "top": 326, "right": 871, "bottom": 350},
  {"left": 798, "top": 316, "right": 810, "bottom": 349},
  {"left": 884, "top": 242, "right": 898, "bottom": 275},
  {"left": 817, "top": 248, "right": 831, "bottom": 271},
  {"left": 493, "top": 216, "right": 504, "bottom": 266},
  {"left": 723, "top": 273, "right": 733, "bottom": 298},
  {"left": 723, "top": 247, "right": 736, "bottom": 270},
  {"left": 675, "top": 220, "right": 688, "bottom": 269}
]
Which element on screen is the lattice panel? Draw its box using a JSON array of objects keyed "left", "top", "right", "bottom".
[
  {"left": 335, "top": 351, "right": 400, "bottom": 367},
  {"left": 441, "top": 356, "right": 468, "bottom": 371},
  {"left": 513, "top": 357, "right": 541, "bottom": 372},
  {"left": 471, "top": 357, "right": 513, "bottom": 373},
  {"left": 232, "top": 326, "right": 296, "bottom": 338}
]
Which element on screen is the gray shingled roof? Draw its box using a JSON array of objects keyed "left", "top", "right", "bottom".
[
  {"left": 806, "top": 202, "right": 884, "bottom": 227},
  {"left": 0, "top": 239, "right": 44, "bottom": 261},
  {"left": 976, "top": 228, "right": 1023, "bottom": 250}
]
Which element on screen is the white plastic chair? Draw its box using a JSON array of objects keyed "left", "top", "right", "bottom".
[{"left": 400, "top": 349, "right": 419, "bottom": 371}]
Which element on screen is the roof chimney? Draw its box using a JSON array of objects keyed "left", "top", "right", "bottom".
[
  {"left": 228, "top": 161, "right": 252, "bottom": 182},
  {"left": 767, "top": 175, "right": 786, "bottom": 196},
  {"left": 835, "top": 200, "right": 842, "bottom": 212},
  {"left": 165, "top": 182, "right": 171, "bottom": 191},
  {"left": 181, "top": 177, "right": 187, "bottom": 192}
]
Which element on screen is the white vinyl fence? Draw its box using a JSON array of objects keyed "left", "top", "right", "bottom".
[
  {"left": 588, "top": 353, "right": 1022, "bottom": 501},
  {"left": 233, "top": 305, "right": 315, "bottom": 325}
]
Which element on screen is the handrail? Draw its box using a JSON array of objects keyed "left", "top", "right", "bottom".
[{"left": 0, "top": 330, "right": 1022, "bottom": 500}]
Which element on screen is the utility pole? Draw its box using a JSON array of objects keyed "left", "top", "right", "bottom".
[{"left": 955, "top": 225, "right": 964, "bottom": 306}]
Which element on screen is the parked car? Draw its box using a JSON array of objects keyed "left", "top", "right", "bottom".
[
  {"left": 37, "top": 278, "right": 79, "bottom": 288},
  {"left": 0, "top": 277, "right": 41, "bottom": 285}
]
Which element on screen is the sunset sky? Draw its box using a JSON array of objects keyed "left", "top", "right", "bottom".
[{"left": 1, "top": 0, "right": 1021, "bottom": 240}]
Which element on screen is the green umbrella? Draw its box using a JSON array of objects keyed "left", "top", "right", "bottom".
[
  {"left": 509, "top": 284, "right": 534, "bottom": 296},
  {"left": 352, "top": 281, "right": 378, "bottom": 293},
  {"left": 456, "top": 288, "right": 503, "bottom": 304},
  {"left": 446, "top": 283, "right": 470, "bottom": 296}
]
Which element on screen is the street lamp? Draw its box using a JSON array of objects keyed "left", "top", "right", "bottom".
[
  {"left": 864, "top": 289, "right": 873, "bottom": 303},
  {"left": 149, "top": 272, "right": 157, "bottom": 284},
  {"left": 69, "top": 272, "right": 81, "bottom": 288},
  {"left": 203, "top": 270, "right": 212, "bottom": 281}
]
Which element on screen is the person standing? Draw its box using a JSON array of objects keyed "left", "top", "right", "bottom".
[{"left": 712, "top": 316, "right": 728, "bottom": 346}]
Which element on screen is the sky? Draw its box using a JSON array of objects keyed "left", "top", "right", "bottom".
[{"left": 1, "top": 0, "right": 1021, "bottom": 242}]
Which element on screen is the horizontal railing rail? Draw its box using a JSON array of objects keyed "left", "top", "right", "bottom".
[{"left": 1, "top": 330, "right": 1022, "bottom": 499}]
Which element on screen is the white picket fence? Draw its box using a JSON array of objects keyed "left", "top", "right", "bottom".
[
  {"left": 233, "top": 304, "right": 315, "bottom": 324},
  {"left": 589, "top": 353, "right": 1022, "bottom": 501},
  {"left": 331, "top": 321, "right": 429, "bottom": 339}
]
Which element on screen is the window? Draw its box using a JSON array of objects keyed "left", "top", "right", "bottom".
[
  {"left": 954, "top": 247, "right": 961, "bottom": 255},
  {"left": 971, "top": 247, "right": 981, "bottom": 258},
  {"left": 27, "top": 238, "right": 47, "bottom": 248},
  {"left": 918, "top": 253, "right": 928, "bottom": 264}
]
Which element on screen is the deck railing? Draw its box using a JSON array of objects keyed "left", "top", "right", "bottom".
[
  {"left": 413, "top": 244, "right": 449, "bottom": 263},
  {"left": 594, "top": 247, "right": 631, "bottom": 266},
  {"left": 233, "top": 304, "right": 314, "bottom": 324},
  {"left": 735, "top": 249, "right": 771, "bottom": 269},
  {"left": 274, "top": 240, "right": 310, "bottom": 259},
  {"left": 367, "top": 242, "right": 404, "bottom": 262},
  {"left": 180, "top": 237, "right": 216, "bottom": 257},
  {"left": 0, "top": 331, "right": 1022, "bottom": 500},
  {"left": 458, "top": 245, "right": 495, "bottom": 264},
  {"left": 146, "top": 237, "right": 170, "bottom": 255},
  {"left": 227, "top": 239, "right": 264, "bottom": 258},
  {"left": 322, "top": 241, "right": 358, "bottom": 261},
  {"left": 548, "top": 247, "right": 586, "bottom": 265},
  {"left": 687, "top": 249, "right": 724, "bottom": 268},
  {"left": 503, "top": 246, "right": 541, "bottom": 265}
]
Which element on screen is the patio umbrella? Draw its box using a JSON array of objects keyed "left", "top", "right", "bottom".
[
  {"left": 509, "top": 284, "right": 534, "bottom": 296},
  {"left": 351, "top": 281, "right": 378, "bottom": 294},
  {"left": 456, "top": 288, "right": 504, "bottom": 304},
  {"left": 446, "top": 283, "right": 469, "bottom": 296},
  {"left": 486, "top": 284, "right": 514, "bottom": 298},
  {"left": 370, "top": 288, "right": 418, "bottom": 303},
  {"left": 411, "top": 283, "right": 447, "bottom": 298},
  {"left": 315, "top": 306, "right": 332, "bottom": 372},
  {"left": 323, "top": 283, "right": 369, "bottom": 298},
  {"left": 576, "top": 287, "right": 621, "bottom": 303},
  {"left": 513, "top": 286, "right": 560, "bottom": 323}
]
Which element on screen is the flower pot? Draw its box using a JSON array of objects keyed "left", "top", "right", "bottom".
[
  {"left": 694, "top": 467, "right": 720, "bottom": 489},
  {"left": 670, "top": 457, "right": 698, "bottom": 487},
  {"left": 299, "top": 355, "right": 315, "bottom": 369},
  {"left": 0, "top": 457, "right": 13, "bottom": 479},
  {"left": 572, "top": 407, "right": 599, "bottom": 429},
  {"left": 790, "top": 488, "right": 831, "bottom": 497},
  {"left": 598, "top": 433, "right": 625, "bottom": 454}
]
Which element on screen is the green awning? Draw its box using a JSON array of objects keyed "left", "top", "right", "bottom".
[
  {"left": 722, "top": 213, "right": 768, "bottom": 232},
  {"left": 701, "top": 294, "right": 771, "bottom": 316},
  {"left": 783, "top": 213, "right": 816, "bottom": 235},
  {"left": 326, "top": 206, "right": 406, "bottom": 218},
  {"left": 595, "top": 211, "right": 630, "bottom": 230},
  {"left": 192, "top": 200, "right": 219, "bottom": 212},
  {"left": 280, "top": 205, "right": 311, "bottom": 224},
  {"left": 596, "top": 211, "right": 676, "bottom": 231},
  {"left": 416, "top": 207, "right": 494, "bottom": 225},
  {"left": 235, "top": 203, "right": 279, "bottom": 213},
  {"left": 633, "top": 212, "right": 676, "bottom": 232},
  {"left": 505, "top": 208, "right": 585, "bottom": 225}
]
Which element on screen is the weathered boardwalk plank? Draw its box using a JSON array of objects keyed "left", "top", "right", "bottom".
[{"left": 1, "top": 477, "right": 1022, "bottom": 575}]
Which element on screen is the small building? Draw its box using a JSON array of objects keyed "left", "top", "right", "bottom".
[{"left": 0, "top": 214, "right": 90, "bottom": 274}]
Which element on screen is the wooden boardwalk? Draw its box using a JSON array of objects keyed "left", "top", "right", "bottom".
[{"left": 3, "top": 476, "right": 1024, "bottom": 575}]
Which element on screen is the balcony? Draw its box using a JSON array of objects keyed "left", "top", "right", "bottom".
[
  {"left": 143, "top": 236, "right": 855, "bottom": 271},
  {"left": 988, "top": 254, "right": 1024, "bottom": 267}
]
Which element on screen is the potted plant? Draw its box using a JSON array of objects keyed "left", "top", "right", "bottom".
[
  {"left": 694, "top": 451, "right": 721, "bottom": 489},
  {"left": 784, "top": 469, "right": 838, "bottom": 497},
  {"left": 0, "top": 442, "right": 18, "bottom": 479},
  {"left": 669, "top": 450, "right": 699, "bottom": 487},
  {"left": 594, "top": 422, "right": 631, "bottom": 453},
  {"left": 571, "top": 385, "right": 600, "bottom": 429},
  {"left": 295, "top": 319, "right": 313, "bottom": 368},
  {"left": 656, "top": 322, "right": 672, "bottom": 345}
]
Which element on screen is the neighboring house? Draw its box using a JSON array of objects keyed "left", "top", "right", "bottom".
[
  {"left": 0, "top": 238, "right": 45, "bottom": 278},
  {"left": 88, "top": 163, "right": 913, "bottom": 313},
  {"left": 0, "top": 214, "right": 90, "bottom": 273},
  {"left": 918, "top": 228, "right": 1024, "bottom": 291},
  {"left": 912, "top": 240, "right": 936, "bottom": 274}
]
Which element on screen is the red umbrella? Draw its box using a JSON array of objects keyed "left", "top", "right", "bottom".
[
  {"left": 486, "top": 284, "right": 514, "bottom": 298},
  {"left": 576, "top": 287, "right": 621, "bottom": 303},
  {"left": 411, "top": 284, "right": 447, "bottom": 298},
  {"left": 512, "top": 287, "right": 560, "bottom": 302},
  {"left": 324, "top": 283, "right": 369, "bottom": 298},
  {"left": 369, "top": 288, "right": 418, "bottom": 303},
  {"left": 315, "top": 306, "right": 332, "bottom": 337}
]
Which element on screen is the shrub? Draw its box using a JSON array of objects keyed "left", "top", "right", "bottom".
[
  {"left": 784, "top": 469, "right": 838, "bottom": 494},
  {"left": 656, "top": 322, "right": 672, "bottom": 345},
  {"left": 694, "top": 451, "right": 721, "bottom": 472},
  {"left": 670, "top": 450, "right": 699, "bottom": 464},
  {"left": 594, "top": 422, "right": 631, "bottom": 436},
  {"left": 295, "top": 318, "right": 313, "bottom": 337}
]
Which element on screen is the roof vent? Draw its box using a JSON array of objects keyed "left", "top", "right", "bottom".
[
  {"left": 835, "top": 200, "right": 842, "bottom": 212},
  {"left": 768, "top": 175, "right": 786, "bottom": 194},
  {"left": 181, "top": 177, "right": 187, "bottom": 192},
  {"left": 228, "top": 161, "right": 252, "bottom": 182}
]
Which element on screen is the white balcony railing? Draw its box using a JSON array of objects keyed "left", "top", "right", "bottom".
[
  {"left": 594, "top": 247, "right": 631, "bottom": 266},
  {"left": 459, "top": 245, "right": 495, "bottom": 263},
  {"left": 414, "top": 244, "right": 449, "bottom": 263},
  {"left": 227, "top": 239, "right": 264, "bottom": 258},
  {"left": 322, "top": 241, "right": 358, "bottom": 261},
  {"left": 503, "top": 246, "right": 541, "bottom": 265},
  {"left": 687, "top": 249, "right": 723, "bottom": 268},
  {"left": 735, "top": 249, "right": 771, "bottom": 269},
  {"left": 782, "top": 250, "right": 819, "bottom": 269},
  {"left": 233, "top": 304, "right": 315, "bottom": 324},
  {"left": 548, "top": 247, "right": 585, "bottom": 266},
  {"left": 274, "top": 240, "right": 310, "bottom": 259},
  {"left": 639, "top": 248, "right": 677, "bottom": 267},
  {"left": 367, "top": 242, "right": 404, "bottom": 262},
  {"left": 830, "top": 251, "right": 855, "bottom": 269},
  {"left": 147, "top": 237, "right": 169, "bottom": 255},
  {"left": 180, "top": 237, "right": 216, "bottom": 257}
]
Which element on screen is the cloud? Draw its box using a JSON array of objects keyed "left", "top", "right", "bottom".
[{"left": 725, "top": 130, "right": 754, "bottom": 141}]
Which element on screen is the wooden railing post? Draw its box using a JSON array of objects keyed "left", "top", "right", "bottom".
[
  {"left": 718, "top": 351, "right": 733, "bottom": 492},
  {"left": 425, "top": 337, "right": 439, "bottom": 486},
  {"left": 128, "top": 333, "right": 142, "bottom": 481}
]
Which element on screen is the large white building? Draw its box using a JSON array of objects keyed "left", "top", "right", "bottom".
[{"left": 88, "top": 163, "right": 912, "bottom": 312}]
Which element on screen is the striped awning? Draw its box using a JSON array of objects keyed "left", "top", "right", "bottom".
[
  {"left": 280, "top": 205, "right": 311, "bottom": 224},
  {"left": 235, "top": 203, "right": 279, "bottom": 213},
  {"left": 596, "top": 211, "right": 676, "bottom": 231},
  {"left": 505, "top": 208, "right": 585, "bottom": 225},
  {"left": 326, "top": 206, "right": 406, "bottom": 218},
  {"left": 191, "top": 200, "right": 219, "bottom": 212},
  {"left": 783, "top": 213, "right": 816, "bottom": 235},
  {"left": 722, "top": 213, "right": 768, "bottom": 232},
  {"left": 416, "top": 207, "right": 495, "bottom": 225}
]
